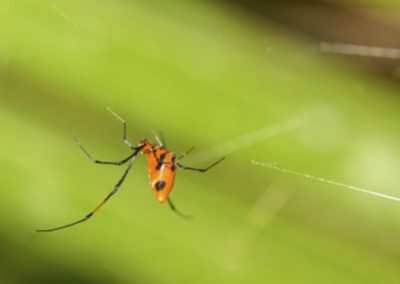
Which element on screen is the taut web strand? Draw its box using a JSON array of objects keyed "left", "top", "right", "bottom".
[{"left": 252, "top": 160, "right": 400, "bottom": 203}]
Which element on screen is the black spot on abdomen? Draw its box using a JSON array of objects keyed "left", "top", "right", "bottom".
[{"left": 155, "top": 181, "right": 166, "bottom": 191}]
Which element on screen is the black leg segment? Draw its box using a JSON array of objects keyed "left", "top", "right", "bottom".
[
  {"left": 177, "top": 157, "right": 225, "bottom": 173},
  {"left": 34, "top": 148, "right": 141, "bottom": 233},
  {"left": 74, "top": 136, "right": 136, "bottom": 166},
  {"left": 167, "top": 197, "right": 191, "bottom": 219}
]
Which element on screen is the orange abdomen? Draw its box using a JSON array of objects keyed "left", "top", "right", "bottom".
[{"left": 146, "top": 149, "right": 177, "bottom": 203}]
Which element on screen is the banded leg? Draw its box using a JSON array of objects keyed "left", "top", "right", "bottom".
[
  {"left": 167, "top": 197, "right": 191, "bottom": 219},
  {"left": 34, "top": 149, "right": 140, "bottom": 233},
  {"left": 74, "top": 136, "right": 136, "bottom": 166},
  {"left": 107, "top": 107, "right": 135, "bottom": 150},
  {"left": 178, "top": 157, "right": 225, "bottom": 172}
]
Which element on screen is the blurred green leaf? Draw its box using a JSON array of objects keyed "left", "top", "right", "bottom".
[{"left": 1, "top": 0, "right": 400, "bottom": 283}]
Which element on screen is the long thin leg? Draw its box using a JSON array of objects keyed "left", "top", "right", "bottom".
[
  {"left": 107, "top": 107, "right": 135, "bottom": 150},
  {"left": 177, "top": 157, "right": 225, "bottom": 172},
  {"left": 159, "top": 131, "right": 166, "bottom": 147},
  {"left": 34, "top": 150, "right": 140, "bottom": 233},
  {"left": 167, "top": 197, "right": 191, "bottom": 218},
  {"left": 151, "top": 130, "right": 165, "bottom": 147},
  {"left": 74, "top": 136, "right": 136, "bottom": 166},
  {"left": 177, "top": 146, "right": 195, "bottom": 160}
]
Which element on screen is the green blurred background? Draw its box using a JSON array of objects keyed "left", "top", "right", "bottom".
[{"left": 1, "top": 0, "right": 400, "bottom": 283}]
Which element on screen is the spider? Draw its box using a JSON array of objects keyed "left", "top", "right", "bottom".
[{"left": 34, "top": 108, "right": 225, "bottom": 232}]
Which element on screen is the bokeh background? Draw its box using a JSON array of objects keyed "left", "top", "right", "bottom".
[{"left": 1, "top": 0, "right": 400, "bottom": 283}]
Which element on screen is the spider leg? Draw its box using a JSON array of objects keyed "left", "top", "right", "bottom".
[
  {"left": 151, "top": 130, "right": 166, "bottom": 147},
  {"left": 177, "top": 146, "right": 195, "bottom": 160},
  {"left": 74, "top": 136, "right": 137, "bottom": 165},
  {"left": 107, "top": 107, "right": 135, "bottom": 150},
  {"left": 34, "top": 148, "right": 141, "bottom": 233},
  {"left": 177, "top": 157, "right": 225, "bottom": 172},
  {"left": 167, "top": 197, "right": 191, "bottom": 219}
]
